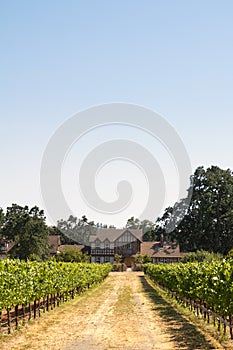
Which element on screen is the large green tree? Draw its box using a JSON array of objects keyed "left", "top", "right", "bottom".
[
  {"left": 2, "top": 204, "right": 49, "bottom": 260},
  {"left": 49, "top": 225, "right": 76, "bottom": 245},
  {"left": 56, "top": 246, "right": 89, "bottom": 262},
  {"left": 163, "top": 166, "right": 233, "bottom": 254},
  {"left": 57, "top": 215, "right": 97, "bottom": 245},
  {"left": 126, "top": 217, "right": 159, "bottom": 241}
]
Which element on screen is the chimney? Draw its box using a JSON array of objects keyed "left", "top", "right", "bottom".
[{"left": 160, "top": 233, "right": 164, "bottom": 247}]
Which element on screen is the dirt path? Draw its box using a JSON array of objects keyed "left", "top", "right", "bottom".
[{"left": 1, "top": 272, "right": 226, "bottom": 350}]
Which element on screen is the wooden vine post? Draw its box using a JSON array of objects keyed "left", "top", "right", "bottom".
[
  {"left": 230, "top": 315, "right": 233, "bottom": 340},
  {"left": 15, "top": 305, "right": 19, "bottom": 328},
  {"left": 7, "top": 309, "right": 11, "bottom": 334}
]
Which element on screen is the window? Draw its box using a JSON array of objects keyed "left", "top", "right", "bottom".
[
  {"left": 95, "top": 239, "right": 101, "bottom": 248},
  {"left": 104, "top": 256, "right": 110, "bottom": 263},
  {"left": 115, "top": 231, "right": 136, "bottom": 247},
  {"left": 95, "top": 256, "right": 100, "bottom": 263},
  {"left": 104, "top": 239, "right": 110, "bottom": 249}
]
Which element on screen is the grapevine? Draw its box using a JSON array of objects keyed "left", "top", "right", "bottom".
[
  {"left": 144, "top": 259, "right": 233, "bottom": 338},
  {"left": 0, "top": 260, "right": 112, "bottom": 332}
]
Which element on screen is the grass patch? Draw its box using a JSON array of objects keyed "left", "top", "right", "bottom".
[
  {"left": 140, "top": 275, "right": 225, "bottom": 350},
  {"left": 0, "top": 275, "right": 113, "bottom": 344},
  {"left": 113, "top": 286, "right": 134, "bottom": 315}
]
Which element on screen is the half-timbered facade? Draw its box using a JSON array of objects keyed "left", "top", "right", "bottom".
[
  {"left": 88, "top": 228, "right": 184, "bottom": 265},
  {"left": 89, "top": 229, "right": 142, "bottom": 265}
]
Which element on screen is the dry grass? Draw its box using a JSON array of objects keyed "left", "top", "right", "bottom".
[
  {"left": 0, "top": 277, "right": 114, "bottom": 350},
  {"left": 0, "top": 272, "right": 230, "bottom": 350},
  {"left": 144, "top": 276, "right": 233, "bottom": 350}
]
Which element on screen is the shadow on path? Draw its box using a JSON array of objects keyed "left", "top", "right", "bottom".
[{"left": 139, "top": 275, "right": 216, "bottom": 350}]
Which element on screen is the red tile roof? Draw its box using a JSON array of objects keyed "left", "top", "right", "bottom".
[
  {"left": 58, "top": 244, "right": 85, "bottom": 252},
  {"left": 141, "top": 241, "right": 183, "bottom": 258}
]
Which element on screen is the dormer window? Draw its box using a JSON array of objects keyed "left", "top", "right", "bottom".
[
  {"left": 104, "top": 239, "right": 110, "bottom": 249},
  {"left": 95, "top": 239, "right": 101, "bottom": 248}
]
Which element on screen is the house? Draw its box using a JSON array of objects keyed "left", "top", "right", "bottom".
[
  {"left": 0, "top": 238, "right": 15, "bottom": 260},
  {"left": 48, "top": 235, "right": 61, "bottom": 256},
  {"left": 141, "top": 241, "right": 184, "bottom": 264},
  {"left": 88, "top": 228, "right": 184, "bottom": 265},
  {"left": 0, "top": 232, "right": 184, "bottom": 264},
  {"left": 0, "top": 236, "right": 62, "bottom": 259},
  {"left": 89, "top": 229, "right": 142, "bottom": 266}
]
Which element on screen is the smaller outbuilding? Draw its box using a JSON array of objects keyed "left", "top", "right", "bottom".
[{"left": 141, "top": 241, "right": 185, "bottom": 264}]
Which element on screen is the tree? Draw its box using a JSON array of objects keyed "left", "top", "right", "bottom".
[
  {"left": 96, "top": 222, "right": 108, "bottom": 228},
  {"left": 135, "top": 253, "right": 152, "bottom": 264},
  {"left": 57, "top": 215, "right": 97, "bottom": 245},
  {"left": 155, "top": 200, "right": 190, "bottom": 243},
  {"left": 2, "top": 204, "right": 49, "bottom": 260},
  {"left": 180, "top": 250, "right": 223, "bottom": 263},
  {"left": 56, "top": 247, "right": 89, "bottom": 262},
  {"left": 167, "top": 166, "right": 233, "bottom": 254},
  {"left": 126, "top": 216, "right": 140, "bottom": 229},
  {"left": 140, "top": 219, "right": 158, "bottom": 241},
  {"left": 114, "top": 254, "right": 123, "bottom": 263},
  {"left": 0, "top": 208, "right": 4, "bottom": 236},
  {"left": 143, "top": 254, "right": 152, "bottom": 263},
  {"left": 126, "top": 217, "right": 158, "bottom": 241},
  {"left": 49, "top": 225, "right": 76, "bottom": 245},
  {"left": 135, "top": 253, "right": 144, "bottom": 264}
]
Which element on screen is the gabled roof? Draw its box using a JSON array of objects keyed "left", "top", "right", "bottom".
[
  {"left": 141, "top": 241, "right": 184, "bottom": 258},
  {"left": 89, "top": 229, "right": 143, "bottom": 243},
  {"left": 48, "top": 235, "right": 61, "bottom": 254}
]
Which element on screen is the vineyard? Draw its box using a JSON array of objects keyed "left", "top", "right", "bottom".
[
  {"left": 0, "top": 260, "right": 112, "bottom": 333},
  {"left": 144, "top": 258, "right": 233, "bottom": 339}
]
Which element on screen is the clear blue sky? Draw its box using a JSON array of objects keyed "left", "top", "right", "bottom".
[{"left": 1, "top": 1, "right": 233, "bottom": 226}]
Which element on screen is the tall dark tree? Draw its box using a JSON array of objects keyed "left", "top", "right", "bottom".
[
  {"left": 154, "top": 206, "right": 176, "bottom": 242},
  {"left": 2, "top": 204, "right": 49, "bottom": 260},
  {"left": 49, "top": 225, "right": 76, "bottom": 245},
  {"left": 0, "top": 207, "right": 4, "bottom": 235},
  {"left": 169, "top": 166, "right": 233, "bottom": 254}
]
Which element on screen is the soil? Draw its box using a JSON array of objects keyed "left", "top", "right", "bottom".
[{"left": 0, "top": 272, "right": 229, "bottom": 350}]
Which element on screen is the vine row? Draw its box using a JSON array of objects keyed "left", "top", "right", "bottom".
[
  {"left": 0, "top": 260, "right": 112, "bottom": 333},
  {"left": 144, "top": 259, "right": 233, "bottom": 339}
]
